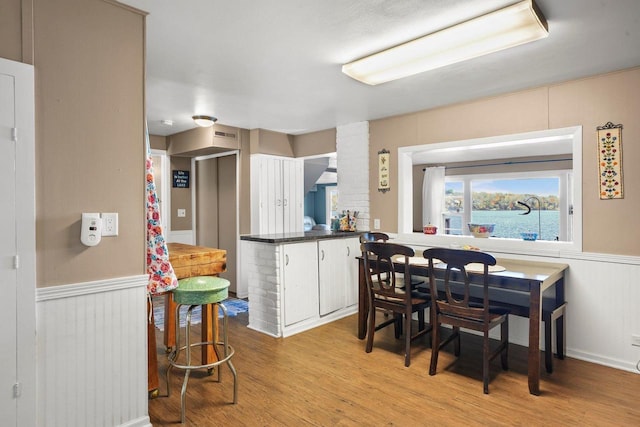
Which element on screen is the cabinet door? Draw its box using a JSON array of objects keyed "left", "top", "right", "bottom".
[
  {"left": 251, "top": 155, "right": 303, "bottom": 234},
  {"left": 281, "top": 158, "right": 303, "bottom": 233},
  {"left": 283, "top": 242, "right": 319, "bottom": 326},
  {"left": 251, "top": 155, "right": 282, "bottom": 235},
  {"left": 319, "top": 238, "right": 361, "bottom": 315},
  {"left": 344, "top": 237, "right": 361, "bottom": 307},
  {"left": 318, "top": 239, "right": 345, "bottom": 315}
]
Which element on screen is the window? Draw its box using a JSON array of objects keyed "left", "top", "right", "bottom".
[
  {"left": 443, "top": 171, "right": 572, "bottom": 241},
  {"left": 397, "top": 126, "right": 583, "bottom": 253}
]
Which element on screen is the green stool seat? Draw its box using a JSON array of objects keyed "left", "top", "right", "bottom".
[
  {"left": 167, "top": 275, "right": 237, "bottom": 423},
  {"left": 173, "top": 276, "right": 230, "bottom": 305}
]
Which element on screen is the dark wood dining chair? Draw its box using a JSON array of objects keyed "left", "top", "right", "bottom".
[
  {"left": 423, "top": 247, "right": 509, "bottom": 393},
  {"left": 362, "top": 242, "right": 431, "bottom": 367},
  {"left": 359, "top": 231, "right": 389, "bottom": 246}
]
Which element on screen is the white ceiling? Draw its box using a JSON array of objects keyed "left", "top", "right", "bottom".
[{"left": 120, "top": 0, "right": 640, "bottom": 137}]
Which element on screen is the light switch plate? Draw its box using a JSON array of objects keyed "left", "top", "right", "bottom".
[
  {"left": 177, "top": 208, "right": 186, "bottom": 217},
  {"left": 374, "top": 219, "right": 381, "bottom": 230}
]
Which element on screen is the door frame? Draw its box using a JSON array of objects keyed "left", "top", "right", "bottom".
[
  {"left": 192, "top": 150, "right": 242, "bottom": 294},
  {"left": 0, "top": 57, "right": 36, "bottom": 426},
  {"left": 150, "top": 149, "right": 170, "bottom": 234}
]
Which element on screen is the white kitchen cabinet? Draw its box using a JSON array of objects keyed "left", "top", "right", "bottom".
[
  {"left": 243, "top": 236, "right": 358, "bottom": 338},
  {"left": 318, "top": 237, "right": 360, "bottom": 315},
  {"left": 250, "top": 155, "right": 303, "bottom": 235},
  {"left": 283, "top": 241, "right": 319, "bottom": 326}
]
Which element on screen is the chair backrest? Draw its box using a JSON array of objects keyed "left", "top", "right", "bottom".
[
  {"left": 359, "top": 232, "right": 389, "bottom": 244},
  {"left": 360, "top": 232, "right": 389, "bottom": 256},
  {"left": 423, "top": 247, "right": 496, "bottom": 321},
  {"left": 363, "top": 242, "right": 414, "bottom": 302}
]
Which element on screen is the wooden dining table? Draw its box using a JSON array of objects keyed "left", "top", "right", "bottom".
[
  {"left": 357, "top": 255, "right": 568, "bottom": 395},
  {"left": 148, "top": 243, "right": 227, "bottom": 396}
]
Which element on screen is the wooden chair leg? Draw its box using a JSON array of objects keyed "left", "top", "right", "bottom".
[
  {"left": 544, "top": 312, "right": 553, "bottom": 373},
  {"left": 501, "top": 319, "right": 509, "bottom": 370},
  {"left": 394, "top": 313, "right": 402, "bottom": 339},
  {"left": 555, "top": 304, "right": 567, "bottom": 360},
  {"left": 418, "top": 310, "right": 425, "bottom": 331},
  {"left": 404, "top": 312, "right": 411, "bottom": 367},
  {"left": 483, "top": 330, "right": 490, "bottom": 394},
  {"left": 545, "top": 303, "right": 567, "bottom": 373},
  {"left": 453, "top": 326, "right": 461, "bottom": 357},
  {"left": 429, "top": 323, "right": 439, "bottom": 376},
  {"left": 365, "top": 305, "right": 376, "bottom": 353}
]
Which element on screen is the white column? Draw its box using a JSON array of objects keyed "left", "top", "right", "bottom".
[{"left": 336, "top": 122, "right": 370, "bottom": 231}]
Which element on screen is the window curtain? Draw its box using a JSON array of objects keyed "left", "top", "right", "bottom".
[
  {"left": 422, "top": 166, "right": 446, "bottom": 229},
  {"left": 146, "top": 124, "right": 178, "bottom": 295}
]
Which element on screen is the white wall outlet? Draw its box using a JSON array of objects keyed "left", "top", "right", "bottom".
[
  {"left": 101, "top": 213, "right": 118, "bottom": 236},
  {"left": 632, "top": 334, "right": 640, "bottom": 347},
  {"left": 177, "top": 208, "right": 186, "bottom": 218},
  {"left": 373, "top": 218, "right": 381, "bottom": 230}
]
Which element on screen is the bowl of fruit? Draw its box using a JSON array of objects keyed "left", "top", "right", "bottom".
[{"left": 467, "top": 223, "right": 495, "bottom": 238}]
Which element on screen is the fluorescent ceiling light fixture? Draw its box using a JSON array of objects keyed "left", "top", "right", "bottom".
[
  {"left": 342, "top": 0, "right": 548, "bottom": 85},
  {"left": 192, "top": 115, "right": 218, "bottom": 127},
  {"left": 427, "top": 134, "right": 573, "bottom": 154}
]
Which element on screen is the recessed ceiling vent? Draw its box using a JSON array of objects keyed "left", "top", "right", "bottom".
[{"left": 215, "top": 130, "right": 237, "bottom": 139}]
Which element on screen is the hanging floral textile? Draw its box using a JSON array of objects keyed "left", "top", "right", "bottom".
[{"left": 146, "top": 125, "right": 178, "bottom": 295}]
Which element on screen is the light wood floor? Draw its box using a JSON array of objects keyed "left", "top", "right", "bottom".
[{"left": 149, "top": 311, "right": 640, "bottom": 426}]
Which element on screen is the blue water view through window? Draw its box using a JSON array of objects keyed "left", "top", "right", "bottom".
[{"left": 444, "top": 176, "right": 563, "bottom": 241}]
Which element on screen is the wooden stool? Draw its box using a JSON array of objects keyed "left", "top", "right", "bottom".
[{"left": 167, "top": 276, "right": 238, "bottom": 423}]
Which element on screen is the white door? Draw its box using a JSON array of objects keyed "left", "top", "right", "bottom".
[
  {"left": 318, "top": 237, "right": 360, "bottom": 315},
  {"left": 283, "top": 242, "right": 318, "bottom": 326},
  {"left": 318, "top": 239, "right": 345, "bottom": 315},
  {"left": 0, "top": 58, "right": 36, "bottom": 427},
  {"left": 150, "top": 150, "right": 169, "bottom": 233},
  {"left": 282, "top": 158, "right": 303, "bottom": 233},
  {"left": 0, "top": 65, "right": 18, "bottom": 427},
  {"left": 344, "top": 237, "right": 361, "bottom": 307}
]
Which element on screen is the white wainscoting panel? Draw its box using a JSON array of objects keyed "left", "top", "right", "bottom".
[{"left": 36, "top": 275, "right": 151, "bottom": 427}]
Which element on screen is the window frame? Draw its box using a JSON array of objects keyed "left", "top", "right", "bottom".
[
  {"left": 397, "top": 126, "right": 583, "bottom": 256},
  {"left": 443, "top": 169, "right": 572, "bottom": 241}
]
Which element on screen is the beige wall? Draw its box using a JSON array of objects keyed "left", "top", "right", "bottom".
[
  {"left": 370, "top": 68, "right": 640, "bottom": 256},
  {"left": 239, "top": 128, "right": 251, "bottom": 234},
  {"left": 0, "top": 0, "right": 23, "bottom": 62},
  {"left": 12, "top": 0, "right": 146, "bottom": 287},
  {"left": 149, "top": 134, "right": 166, "bottom": 150},
  {"left": 167, "top": 123, "right": 240, "bottom": 157},
  {"left": 292, "top": 128, "right": 336, "bottom": 157},
  {"left": 250, "top": 128, "right": 294, "bottom": 156}
]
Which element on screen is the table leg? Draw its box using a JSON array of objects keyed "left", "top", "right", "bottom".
[
  {"left": 163, "top": 292, "right": 176, "bottom": 351},
  {"left": 147, "top": 298, "right": 159, "bottom": 397},
  {"left": 556, "top": 278, "right": 566, "bottom": 359},
  {"left": 528, "top": 282, "right": 541, "bottom": 395},
  {"left": 201, "top": 303, "right": 219, "bottom": 365},
  {"left": 358, "top": 259, "right": 368, "bottom": 340}
]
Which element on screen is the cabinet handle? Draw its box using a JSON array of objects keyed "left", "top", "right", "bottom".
[
  {"left": 321, "top": 249, "right": 325, "bottom": 261},
  {"left": 283, "top": 198, "right": 288, "bottom": 206},
  {"left": 285, "top": 254, "right": 289, "bottom": 265},
  {"left": 347, "top": 246, "right": 350, "bottom": 257},
  {"left": 277, "top": 199, "right": 282, "bottom": 206}
]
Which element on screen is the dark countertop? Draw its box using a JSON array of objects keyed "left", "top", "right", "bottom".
[{"left": 240, "top": 230, "right": 364, "bottom": 244}]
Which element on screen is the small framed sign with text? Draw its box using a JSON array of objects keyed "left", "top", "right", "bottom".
[{"left": 172, "top": 170, "right": 190, "bottom": 188}]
